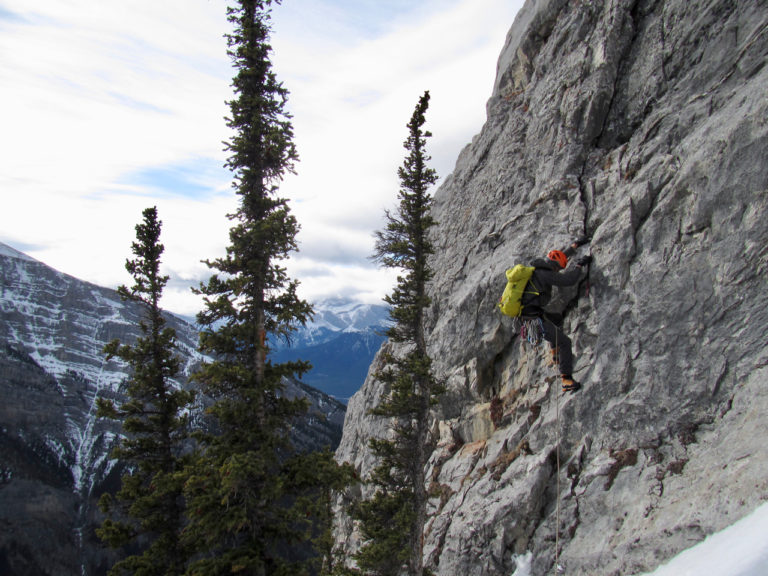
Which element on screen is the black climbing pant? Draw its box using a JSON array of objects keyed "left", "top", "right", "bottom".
[{"left": 541, "top": 314, "right": 574, "bottom": 375}]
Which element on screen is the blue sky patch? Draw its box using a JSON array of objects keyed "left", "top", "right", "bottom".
[
  {"left": 121, "top": 157, "right": 230, "bottom": 200},
  {"left": 0, "top": 4, "right": 24, "bottom": 24},
  {"left": 108, "top": 91, "right": 171, "bottom": 115}
]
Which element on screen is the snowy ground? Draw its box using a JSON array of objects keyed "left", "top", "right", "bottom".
[
  {"left": 511, "top": 502, "right": 768, "bottom": 576},
  {"left": 638, "top": 502, "right": 768, "bottom": 576}
]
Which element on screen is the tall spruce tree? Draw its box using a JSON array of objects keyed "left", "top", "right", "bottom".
[
  {"left": 97, "top": 206, "right": 194, "bottom": 576},
  {"left": 182, "top": 2, "right": 342, "bottom": 574},
  {"left": 355, "top": 91, "right": 441, "bottom": 576}
]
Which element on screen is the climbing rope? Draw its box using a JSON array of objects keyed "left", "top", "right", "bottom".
[
  {"left": 554, "top": 327, "right": 562, "bottom": 574},
  {"left": 513, "top": 314, "right": 563, "bottom": 573}
]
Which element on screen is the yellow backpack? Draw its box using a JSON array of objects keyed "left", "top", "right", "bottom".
[{"left": 497, "top": 264, "right": 539, "bottom": 317}]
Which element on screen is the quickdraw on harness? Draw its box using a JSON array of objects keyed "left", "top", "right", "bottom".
[{"left": 511, "top": 316, "right": 545, "bottom": 346}]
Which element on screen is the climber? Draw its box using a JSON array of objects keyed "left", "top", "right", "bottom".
[{"left": 519, "top": 236, "right": 592, "bottom": 393}]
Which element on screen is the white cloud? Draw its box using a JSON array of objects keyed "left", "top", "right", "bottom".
[
  {"left": 0, "top": 0, "right": 523, "bottom": 316},
  {"left": 272, "top": 0, "right": 522, "bottom": 307},
  {"left": 0, "top": 0, "right": 232, "bottom": 195},
  {"left": 0, "top": 0, "right": 234, "bottom": 314}
]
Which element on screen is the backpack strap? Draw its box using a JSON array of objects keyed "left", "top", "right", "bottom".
[
  {"left": 519, "top": 270, "right": 543, "bottom": 317},
  {"left": 526, "top": 276, "right": 541, "bottom": 296}
]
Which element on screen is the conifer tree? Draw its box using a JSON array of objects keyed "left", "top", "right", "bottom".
[
  {"left": 97, "top": 206, "right": 194, "bottom": 576},
  {"left": 284, "top": 449, "right": 356, "bottom": 576},
  {"left": 355, "top": 91, "right": 441, "bottom": 576},
  {"left": 182, "top": 2, "right": 343, "bottom": 574}
]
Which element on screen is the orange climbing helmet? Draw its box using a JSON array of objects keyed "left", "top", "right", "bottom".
[{"left": 547, "top": 249, "right": 568, "bottom": 269}]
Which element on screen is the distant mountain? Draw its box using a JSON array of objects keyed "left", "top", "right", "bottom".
[
  {"left": 271, "top": 298, "right": 390, "bottom": 402},
  {"left": 272, "top": 297, "right": 391, "bottom": 349},
  {"left": 0, "top": 241, "right": 345, "bottom": 576}
]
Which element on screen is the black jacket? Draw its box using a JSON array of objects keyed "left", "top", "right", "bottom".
[{"left": 520, "top": 257, "right": 584, "bottom": 318}]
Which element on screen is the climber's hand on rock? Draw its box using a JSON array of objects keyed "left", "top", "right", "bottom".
[{"left": 572, "top": 235, "right": 591, "bottom": 248}]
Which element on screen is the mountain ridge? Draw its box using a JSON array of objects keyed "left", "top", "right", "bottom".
[
  {"left": 271, "top": 297, "right": 390, "bottom": 347},
  {"left": 0, "top": 240, "right": 346, "bottom": 576}
]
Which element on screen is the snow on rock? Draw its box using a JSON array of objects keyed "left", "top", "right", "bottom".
[
  {"left": 508, "top": 503, "right": 768, "bottom": 576},
  {"left": 510, "top": 552, "right": 533, "bottom": 576},
  {"left": 0, "top": 241, "right": 205, "bottom": 574}
]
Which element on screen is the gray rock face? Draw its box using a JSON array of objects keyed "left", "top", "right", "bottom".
[{"left": 335, "top": 1, "right": 768, "bottom": 574}]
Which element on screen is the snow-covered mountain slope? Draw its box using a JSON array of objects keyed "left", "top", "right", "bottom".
[
  {"left": 0, "top": 241, "right": 346, "bottom": 576},
  {"left": 0, "top": 243, "right": 203, "bottom": 491},
  {"left": 0, "top": 242, "right": 202, "bottom": 574},
  {"left": 310, "top": 297, "right": 390, "bottom": 333}
]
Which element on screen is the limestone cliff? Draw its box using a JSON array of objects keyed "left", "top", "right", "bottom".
[{"left": 335, "top": 1, "right": 768, "bottom": 574}]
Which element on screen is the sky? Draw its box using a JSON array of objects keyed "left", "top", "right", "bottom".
[{"left": 0, "top": 0, "right": 524, "bottom": 317}]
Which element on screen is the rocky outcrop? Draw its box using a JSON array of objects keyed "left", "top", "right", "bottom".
[{"left": 336, "top": 1, "right": 768, "bottom": 574}]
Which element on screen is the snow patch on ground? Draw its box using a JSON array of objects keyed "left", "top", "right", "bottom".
[
  {"left": 510, "top": 551, "right": 533, "bottom": 575},
  {"left": 509, "top": 503, "right": 768, "bottom": 576},
  {"left": 638, "top": 501, "right": 768, "bottom": 576}
]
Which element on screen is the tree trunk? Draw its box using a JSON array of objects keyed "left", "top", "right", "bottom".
[{"left": 410, "top": 387, "right": 430, "bottom": 576}]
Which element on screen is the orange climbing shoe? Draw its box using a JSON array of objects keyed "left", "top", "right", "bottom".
[
  {"left": 549, "top": 347, "right": 560, "bottom": 366},
  {"left": 561, "top": 375, "right": 581, "bottom": 393}
]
